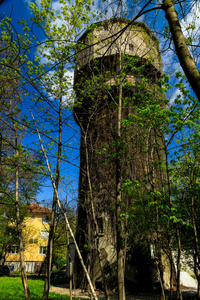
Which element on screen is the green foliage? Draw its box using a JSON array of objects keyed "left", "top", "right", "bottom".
[
  {"left": 53, "top": 208, "right": 76, "bottom": 264},
  {"left": 56, "top": 258, "right": 66, "bottom": 269}
]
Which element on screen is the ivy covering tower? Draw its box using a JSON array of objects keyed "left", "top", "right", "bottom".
[{"left": 74, "top": 18, "right": 164, "bottom": 291}]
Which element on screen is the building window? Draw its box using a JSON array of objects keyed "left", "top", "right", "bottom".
[
  {"left": 135, "top": 76, "right": 141, "bottom": 83},
  {"left": 42, "top": 215, "right": 50, "bottom": 223},
  {"left": 129, "top": 44, "right": 134, "bottom": 51},
  {"left": 39, "top": 246, "right": 47, "bottom": 255},
  {"left": 29, "top": 238, "right": 38, "bottom": 244},
  {"left": 104, "top": 23, "right": 108, "bottom": 31},
  {"left": 40, "top": 230, "right": 49, "bottom": 239},
  {"left": 7, "top": 246, "right": 18, "bottom": 254},
  {"left": 97, "top": 218, "right": 104, "bottom": 235}
]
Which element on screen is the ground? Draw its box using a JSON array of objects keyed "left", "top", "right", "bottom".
[{"left": 50, "top": 284, "right": 198, "bottom": 299}]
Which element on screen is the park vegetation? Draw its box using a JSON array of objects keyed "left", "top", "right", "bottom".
[{"left": 0, "top": 1, "right": 200, "bottom": 300}]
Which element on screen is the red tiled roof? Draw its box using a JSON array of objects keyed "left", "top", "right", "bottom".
[{"left": 27, "top": 203, "right": 51, "bottom": 214}]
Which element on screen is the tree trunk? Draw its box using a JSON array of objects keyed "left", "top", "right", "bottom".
[
  {"left": 116, "top": 54, "right": 125, "bottom": 300},
  {"left": 32, "top": 111, "right": 98, "bottom": 300},
  {"left": 156, "top": 240, "right": 165, "bottom": 300},
  {"left": 84, "top": 130, "right": 110, "bottom": 299},
  {"left": 0, "top": 245, "right": 6, "bottom": 265},
  {"left": 191, "top": 195, "right": 200, "bottom": 300},
  {"left": 168, "top": 244, "right": 175, "bottom": 300},
  {"left": 175, "top": 227, "right": 182, "bottom": 300},
  {"left": 43, "top": 95, "right": 62, "bottom": 300},
  {"left": 15, "top": 136, "right": 30, "bottom": 300},
  {"left": 162, "top": 0, "right": 200, "bottom": 102},
  {"left": 164, "top": 145, "right": 176, "bottom": 300},
  {"left": 197, "top": 277, "right": 200, "bottom": 300},
  {"left": 38, "top": 256, "right": 46, "bottom": 277},
  {"left": 155, "top": 259, "right": 165, "bottom": 300}
]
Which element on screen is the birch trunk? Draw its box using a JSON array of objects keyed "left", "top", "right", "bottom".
[
  {"left": 43, "top": 95, "right": 62, "bottom": 300},
  {"left": 191, "top": 194, "right": 200, "bottom": 300},
  {"left": 116, "top": 52, "right": 125, "bottom": 300},
  {"left": 84, "top": 130, "right": 110, "bottom": 299},
  {"left": 32, "top": 111, "right": 98, "bottom": 300},
  {"left": 175, "top": 227, "right": 182, "bottom": 300},
  {"left": 15, "top": 135, "right": 30, "bottom": 300}
]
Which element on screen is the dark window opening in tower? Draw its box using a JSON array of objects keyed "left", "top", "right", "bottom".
[
  {"left": 129, "top": 44, "right": 134, "bottom": 51},
  {"left": 97, "top": 218, "right": 104, "bottom": 235},
  {"left": 135, "top": 76, "right": 141, "bottom": 83},
  {"left": 104, "top": 23, "right": 108, "bottom": 31}
]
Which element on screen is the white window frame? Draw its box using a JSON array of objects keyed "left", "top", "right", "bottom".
[
  {"left": 40, "top": 230, "right": 49, "bottom": 239},
  {"left": 42, "top": 215, "right": 49, "bottom": 223},
  {"left": 7, "top": 246, "right": 18, "bottom": 254}
]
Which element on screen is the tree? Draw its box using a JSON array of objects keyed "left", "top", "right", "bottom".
[
  {"left": 1, "top": 1, "right": 200, "bottom": 299},
  {"left": 25, "top": 1, "right": 97, "bottom": 298},
  {"left": 0, "top": 0, "right": 97, "bottom": 297},
  {"left": 162, "top": 0, "right": 200, "bottom": 102},
  {"left": 101, "top": 0, "right": 200, "bottom": 102},
  {"left": 0, "top": 40, "right": 43, "bottom": 300},
  {"left": 171, "top": 120, "right": 200, "bottom": 299},
  {"left": 53, "top": 205, "right": 76, "bottom": 266}
]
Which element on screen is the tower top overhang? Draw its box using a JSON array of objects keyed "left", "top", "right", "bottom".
[
  {"left": 75, "top": 18, "right": 162, "bottom": 73},
  {"left": 78, "top": 18, "right": 159, "bottom": 45}
]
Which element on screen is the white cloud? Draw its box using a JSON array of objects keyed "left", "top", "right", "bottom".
[
  {"left": 180, "top": 3, "right": 200, "bottom": 64},
  {"left": 169, "top": 88, "right": 181, "bottom": 105},
  {"left": 181, "top": 3, "right": 200, "bottom": 34},
  {"left": 23, "top": 0, "right": 41, "bottom": 7},
  {"left": 41, "top": 68, "right": 74, "bottom": 105},
  {"left": 52, "top": 1, "right": 62, "bottom": 12},
  {"left": 95, "top": 0, "right": 129, "bottom": 20}
]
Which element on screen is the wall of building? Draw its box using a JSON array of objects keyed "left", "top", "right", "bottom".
[
  {"left": 76, "top": 20, "right": 162, "bottom": 73},
  {"left": 5, "top": 212, "right": 49, "bottom": 272}
]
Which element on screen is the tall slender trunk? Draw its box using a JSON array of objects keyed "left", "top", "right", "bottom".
[
  {"left": 168, "top": 243, "right": 175, "bottom": 300},
  {"left": 191, "top": 193, "right": 200, "bottom": 300},
  {"left": 116, "top": 52, "right": 125, "bottom": 300},
  {"left": 150, "top": 136, "right": 165, "bottom": 300},
  {"left": 165, "top": 145, "right": 174, "bottom": 300},
  {"left": 32, "top": 111, "right": 98, "bottom": 300},
  {"left": 84, "top": 130, "right": 110, "bottom": 299},
  {"left": 155, "top": 245, "right": 165, "bottom": 300},
  {"left": 15, "top": 134, "right": 30, "bottom": 300},
  {"left": 75, "top": 103, "right": 110, "bottom": 298},
  {"left": 66, "top": 229, "right": 73, "bottom": 300},
  {"left": 43, "top": 95, "right": 62, "bottom": 300},
  {"left": 0, "top": 245, "right": 6, "bottom": 265},
  {"left": 163, "top": 0, "right": 200, "bottom": 102},
  {"left": 175, "top": 227, "right": 182, "bottom": 300}
]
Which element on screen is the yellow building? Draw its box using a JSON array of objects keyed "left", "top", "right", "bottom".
[{"left": 5, "top": 203, "right": 51, "bottom": 273}]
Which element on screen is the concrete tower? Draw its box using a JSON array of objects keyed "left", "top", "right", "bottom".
[{"left": 74, "top": 18, "right": 163, "bottom": 289}]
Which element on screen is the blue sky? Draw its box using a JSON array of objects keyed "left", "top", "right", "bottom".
[
  {"left": 1, "top": 0, "right": 199, "bottom": 207},
  {"left": 0, "top": 0, "right": 30, "bottom": 25},
  {"left": 1, "top": 0, "right": 81, "bottom": 206}
]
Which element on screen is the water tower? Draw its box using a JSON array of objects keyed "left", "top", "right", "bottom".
[{"left": 73, "top": 18, "right": 162, "bottom": 288}]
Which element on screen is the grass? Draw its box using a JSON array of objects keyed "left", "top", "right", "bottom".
[{"left": 0, "top": 276, "right": 80, "bottom": 300}]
